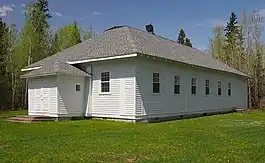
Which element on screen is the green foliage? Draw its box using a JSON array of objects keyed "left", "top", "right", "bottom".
[
  {"left": 177, "top": 29, "right": 192, "bottom": 47},
  {"left": 177, "top": 29, "right": 186, "bottom": 44},
  {"left": 1, "top": 111, "right": 265, "bottom": 162},
  {"left": 210, "top": 10, "right": 265, "bottom": 108},
  {"left": 185, "top": 37, "right": 192, "bottom": 47},
  {"left": 51, "top": 21, "right": 81, "bottom": 54}
]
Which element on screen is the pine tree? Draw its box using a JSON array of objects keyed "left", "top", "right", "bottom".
[
  {"left": 177, "top": 29, "right": 186, "bottom": 44},
  {"left": 224, "top": 12, "right": 239, "bottom": 67},
  {"left": 185, "top": 38, "right": 192, "bottom": 47}
]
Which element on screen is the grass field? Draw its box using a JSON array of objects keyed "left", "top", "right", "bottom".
[{"left": 1, "top": 110, "right": 265, "bottom": 163}]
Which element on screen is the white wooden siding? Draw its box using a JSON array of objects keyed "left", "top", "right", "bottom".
[
  {"left": 28, "top": 76, "right": 57, "bottom": 116},
  {"left": 57, "top": 75, "right": 86, "bottom": 117},
  {"left": 90, "top": 58, "right": 136, "bottom": 118},
  {"left": 135, "top": 57, "right": 248, "bottom": 117}
]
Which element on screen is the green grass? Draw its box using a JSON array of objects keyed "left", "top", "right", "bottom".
[{"left": 1, "top": 111, "right": 265, "bottom": 163}]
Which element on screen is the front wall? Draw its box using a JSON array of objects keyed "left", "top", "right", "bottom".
[
  {"left": 136, "top": 57, "right": 248, "bottom": 117},
  {"left": 57, "top": 75, "right": 86, "bottom": 116},
  {"left": 28, "top": 76, "right": 57, "bottom": 115},
  {"left": 90, "top": 58, "right": 136, "bottom": 119}
]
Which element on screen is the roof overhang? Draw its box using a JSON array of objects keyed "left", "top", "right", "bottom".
[
  {"left": 67, "top": 53, "right": 138, "bottom": 64},
  {"left": 21, "top": 66, "right": 42, "bottom": 72},
  {"left": 21, "top": 53, "right": 138, "bottom": 72}
]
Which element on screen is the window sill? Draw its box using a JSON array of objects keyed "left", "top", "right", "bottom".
[
  {"left": 99, "top": 92, "right": 111, "bottom": 95},
  {"left": 173, "top": 94, "right": 180, "bottom": 96},
  {"left": 152, "top": 93, "right": 160, "bottom": 96}
]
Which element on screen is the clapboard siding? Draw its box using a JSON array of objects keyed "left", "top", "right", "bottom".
[
  {"left": 135, "top": 57, "right": 248, "bottom": 117},
  {"left": 57, "top": 75, "right": 86, "bottom": 116},
  {"left": 90, "top": 58, "right": 136, "bottom": 118},
  {"left": 28, "top": 76, "right": 57, "bottom": 115}
]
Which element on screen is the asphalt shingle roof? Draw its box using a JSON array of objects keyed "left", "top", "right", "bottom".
[
  {"left": 21, "top": 60, "right": 89, "bottom": 78},
  {"left": 24, "top": 25, "right": 247, "bottom": 77}
]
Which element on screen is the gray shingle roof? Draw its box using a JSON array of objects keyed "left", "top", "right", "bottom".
[
  {"left": 21, "top": 60, "right": 90, "bottom": 78},
  {"left": 24, "top": 26, "right": 247, "bottom": 77}
]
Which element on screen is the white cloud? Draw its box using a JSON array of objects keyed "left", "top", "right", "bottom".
[
  {"left": 11, "top": 4, "right": 16, "bottom": 8},
  {"left": 20, "top": 4, "right": 26, "bottom": 7},
  {"left": 0, "top": 5, "right": 14, "bottom": 17},
  {"left": 51, "top": 11, "right": 62, "bottom": 17},
  {"left": 93, "top": 11, "right": 100, "bottom": 15}
]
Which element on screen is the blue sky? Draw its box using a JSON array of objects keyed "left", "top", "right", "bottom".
[{"left": 0, "top": 0, "right": 265, "bottom": 50}]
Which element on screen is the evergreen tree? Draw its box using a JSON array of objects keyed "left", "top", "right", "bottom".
[
  {"left": 224, "top": 12, "right": 239, "bottom": 67},
  {"left": 177, "top": 29, "right": 186, "bottom": 44},
  {"left": 185, "top": 38, "right": 192, "bottom": 47}
]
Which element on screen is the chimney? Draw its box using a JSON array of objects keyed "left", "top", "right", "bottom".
[{"left": 146, "top": 24, "right": 155, "bottom": 34}]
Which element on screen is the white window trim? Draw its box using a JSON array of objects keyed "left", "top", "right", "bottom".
[
  {"left": 152, "top": 72, "right": 160, "bottom": 94},
  {"left": 75, "top": 83, "right": 81, "bottom": 92},
  {"left": 205, "top": 80, "right": 210, "bottom": 96},
  {"left": 228, "top": 82, "right": 232, "bottom": 96},
  {"left": 174, "top": 76, "right": 180, "bottom": 95},
  {"left": 217, "top": 80, "right": 222, "bottom": 96},
  {"left": 99, "top": 71, "right": 111, "bottom": 95},
  {"left": 191, "top": 77, "right": 196, "bottom": 95}
]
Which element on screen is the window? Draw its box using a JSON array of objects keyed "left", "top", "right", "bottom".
[
  {"left": 191, "top": 78, "right": 196, "bottom": 95},
  {"left": 153, "top": 73, "right": 160, "bottom": 93},
  {"left": 228, "top": 82, "right": 232, "bottom": 96},
  {"left": 174, "top": 76, "right": 180, "bottom": 94},
  {"left": 76, "top": 84, "right": 81, "bottom": 92},
  {"left": 101, "top": 72, "right": 110, "bottom": 92},
  {"left": 205, "top": 80, "right": 210, "bottom": 95},
  {"left": 218, "top": 81, "right": 222, "bottom": 96}
]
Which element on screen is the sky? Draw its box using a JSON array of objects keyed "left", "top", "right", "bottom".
[{"left": 0, "top": 0, "right": 265, "bottom": 50}]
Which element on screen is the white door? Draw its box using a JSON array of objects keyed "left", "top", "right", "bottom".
[{"left": 33, "top": 79, "right": 49, "bottom": 113}]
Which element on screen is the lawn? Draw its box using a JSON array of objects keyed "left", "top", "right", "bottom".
[{"left": 1, "top": 111, "right": 265, "bottom": 163}]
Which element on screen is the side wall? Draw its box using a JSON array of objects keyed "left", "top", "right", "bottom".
[
  {"left": 89, "top": 58, "right": 136, "bottom": 119},
  {"left": 136, "top": 57, "right": 248, "bottom": 118},
  {"left": 28, "top": 76, "right": 58, "bottom": 116},
  {"left": 57, "top": 75, "right": 86, "bottom": 117}
]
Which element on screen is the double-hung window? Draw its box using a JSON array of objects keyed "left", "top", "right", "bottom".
[
  {"left": 218, "top": 81, "right": 222, "bottom": 96},
  {"left": 174, "top": 76, "right": 180, "bottom": 94},
  {"left": 153, "top": 73, "right": 160, "bottom": 93},
  {"left": 228, "top": 82, "right": 232, "bottom": 96},
  {"left": 101, "top": 72, "right": 110, "bottom": 92},
  {"left": 191, "top": 78, "right": 196, "bottom": 95},
  {"left": 205, "top": 80, "right": 210, "bottom": 95}
]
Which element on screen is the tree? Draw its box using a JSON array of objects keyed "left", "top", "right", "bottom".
[
  {"left": 224, "top": 12, "right": 240, "bottom": 67},
  {"left": 210, "top": 26, "right": 226, "bottom": 61},
  {"left": 0, "top": 18, "right": 11, "bottom": 110},
  {"left": 177, "top": 29, "right": 186, "bottom": 44},
  {"left": 51, "top": 21, "right": 82, "bottom": 54},
  {"left": 185, "top": 38, "right": 192, "bottom": 47},
  {"left": 71, "top": 21, "right": 81, "bottom": 45}
]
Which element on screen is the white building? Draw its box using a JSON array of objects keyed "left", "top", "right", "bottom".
[{"left": 21, "top": 26, "right": 248, "bottom": 122}]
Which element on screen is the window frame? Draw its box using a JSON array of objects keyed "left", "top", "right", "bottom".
[
  {"left": 217, "top": 81, "right": 222, "bottom": 96},
  {"left": 75, "top": 83, "right": 81, "bottom": 92},
  {"left": 228, "top": 82, "right": 232, "bottom": 96},
  {"left": 191, "top": 77, "right": 196, "bottom": 95},
  {"left": 153, "top": 73, "right": 160, "bottom": 94},
  {"left": 100, "top": 72, "right": 110, "bottom": 93},
  {"left": 205, "top": 80, "right": 210, "bottom": 95},
  {"left": 174, "top": 76, "right": 180, "bottom": 95}
]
